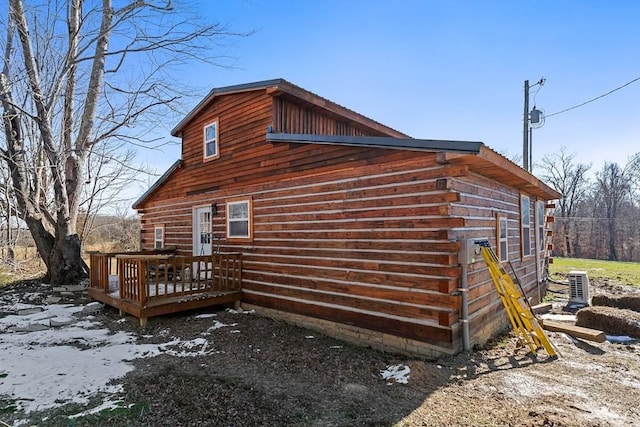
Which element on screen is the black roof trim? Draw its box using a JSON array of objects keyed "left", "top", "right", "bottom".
[
  {"left": 266, "top": 133, "right": 484, "bottom": 154},
  {"left": 132, "top": 159, "right": 182, "bottom": 209}
]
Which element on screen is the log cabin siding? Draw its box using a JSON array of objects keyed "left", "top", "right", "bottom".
[
  {"left": 447, "top": 172, "right": 545, "bottom": 344},
  {"left": 273, "top": 97, "right": 388, "bottom": 137},
  {"left": 140, "top": 155, "right": 465, "bottom": 353}
]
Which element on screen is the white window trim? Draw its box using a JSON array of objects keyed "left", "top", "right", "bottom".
[
  {"left": 521, "top": 194, "right": 532, "bottom": 257},
  {"left": 203, "top": 119, "right": 219, "bottom": 161},
  {"left": 154, "top": 225, "right": 164, "bottom": 249},
  {"left": 497, "top": 215, "right": 508, "bottom": 262},
  {"left": 226, "top": 198, "right": 252, "bottom": 240}
]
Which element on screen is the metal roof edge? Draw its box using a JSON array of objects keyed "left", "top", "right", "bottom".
[
  {"left": 266, "top": 133, "right": 483, "bottom": 154},
  {"left": 171, "top": 79, "right": 285, "bottom": 136}
]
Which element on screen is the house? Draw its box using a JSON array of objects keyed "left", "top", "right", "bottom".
[{"left": 130, "top": 79, "right": 560, "bottom": 357}]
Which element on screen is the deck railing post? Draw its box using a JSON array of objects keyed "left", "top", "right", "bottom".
[
  {"left": 118, "top": 258, "right": 125, "bottom": 299},
  {"left": 238, "top": 254, "right": 243, "bottom": 290},
  {"left": 139, "top": 259, "right": 147, "bottom": 305}
]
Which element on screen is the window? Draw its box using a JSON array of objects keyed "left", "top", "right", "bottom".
[
  {"left": 154, "top": 226, "right": 164, "bottom": 249},
  {"left": 226, "top": 198, "right": 252, "bottom": 240},
  {"left": 521, "top": 194, "right": 531, "bottom": 256},
  {"left": 203, "top": 120, "right": 219, "bottom": 160},
  {"left": 536, "top": 201, "right": 545, "bottom": 252},
  {"left": 496, "top": 215, "right": 508, "bottom": 262},
  {"left": 199, "top": 210, "right": 212, "bottom": 246}
]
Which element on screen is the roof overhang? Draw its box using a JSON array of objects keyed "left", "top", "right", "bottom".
[
  {"left": 171, "top": 79, "right": 408, "bottom": 139},
  {"left": 436, "top": 147, "right": 561, "bottom": 200},
  {"left": 268, "top": 132, "right": 560, "bottom": 200},
  {"left": 266, "top": 133, "right": 483, "bottom": 154}
]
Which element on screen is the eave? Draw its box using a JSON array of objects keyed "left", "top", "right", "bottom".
[
  {"left": 171, "top": 79, "right": 408, "bottom": 139},
  {"left": 132, "top": 160, "right": 183, "bottom": 209},
  {"left": 266, "top": 133, "right": 482, "bottom": 154},
  {"left": 436, "top": 146, "right": 561, "bottom": 200}
]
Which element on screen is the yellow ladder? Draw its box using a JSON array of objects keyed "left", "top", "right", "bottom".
[{"left": 478, "top": 241, "right": 557, "bottom": 358}]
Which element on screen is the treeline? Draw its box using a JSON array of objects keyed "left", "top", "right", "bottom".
[
  {"left": 540, "top": 147, "right": 640, "bottom": 262},
  {"left": 0, "top": 212, "right": 140, "bottom": 270}
]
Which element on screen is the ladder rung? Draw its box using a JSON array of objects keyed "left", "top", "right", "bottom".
[{"left": 479, "top": 245, "right": 557, "bottom": 358}]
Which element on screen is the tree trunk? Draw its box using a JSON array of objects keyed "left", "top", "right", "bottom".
[
  {"left": 608, "top": 219, "right": 618, "bottom": 261},
  {"left": 23, "top": 216, "right": 86, "bottom": 284},
  {"left": 49, "top": 231, "right": 85, "bottom": 285}
]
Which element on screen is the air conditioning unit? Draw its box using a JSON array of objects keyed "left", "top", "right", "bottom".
[{"left": 568, "top": 270, "right": 589, "bottom": 305}]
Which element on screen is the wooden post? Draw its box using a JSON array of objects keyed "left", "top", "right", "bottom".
[
  {"left": 138, "top": 260, "right": 147, "bottom": 305},
  {"left": 523, "top": 79, "right": 529, "bottom": 171}
]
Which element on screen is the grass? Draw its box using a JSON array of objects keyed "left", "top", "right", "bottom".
[
  {"left": 551, "top": 257, "right": 640, "bottom": 287},
  {"left": 0, "top": 271, "right": 14, "bottom": 288}
]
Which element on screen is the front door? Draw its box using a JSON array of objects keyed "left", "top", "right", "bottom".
[{"left": 193, "top": 206, "right": 212, "bottom": 256}]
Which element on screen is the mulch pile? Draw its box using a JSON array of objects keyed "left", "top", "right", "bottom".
[
  {"left": 576, "top": 306, "right": 640, "bottom": 338},
  {"left": 591, "top": 294, "right": 640, "bottom": 312}
]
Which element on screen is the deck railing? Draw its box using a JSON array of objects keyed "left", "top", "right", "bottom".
[{"left": 89, "top": 252, "right": 242, "bottom": 305}]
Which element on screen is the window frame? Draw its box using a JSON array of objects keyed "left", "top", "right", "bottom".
[
  {"left": 496, "top": 214, "right": 509, "bottom": 262},
  {"left": 203, "top": 119, "right": 220, "bottom": 161},
  {"left": 521, "top": 194, "right": 532, "bottom": 257},
  {"left": 154, "top": 225, "right": 165, "bottom": 249},
  {"left": 226, "top": 197, "right": 253, "bottom": 241}
]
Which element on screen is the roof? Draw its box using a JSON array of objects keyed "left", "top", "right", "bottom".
[
  {"left": 132, "top": 160, "right": 182, "bottom": 209},
  {"left": 133, "top": 80, "right": 560, "bottom": 209},
  {"left": 266, "top": 133, "right": 483, "bottom": 154},
  {"left": 171, "top": 79, "right": 408, "bottom": 139},
  {"left": 267, "top": 133, "right": 560, "bottom": 200},
  {"left": 437, "top": 146, "right": 561, "bottom": 199}
]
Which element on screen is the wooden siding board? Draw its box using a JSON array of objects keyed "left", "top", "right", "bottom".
[
  {"left": 243, "top": 281, "right": 451, "bottom": 323},
  {"left": 241, "top": 253, "right": 460, "bottom": 278},
  {"left": 242, "top": 292, "right": 453, "bottom": 346},
  {"left": 242, "top": 271, "right": 456, "bottom": 306}
]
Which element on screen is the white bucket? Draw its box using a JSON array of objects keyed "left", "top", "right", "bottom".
[{"left": 108, "top": 274, "right": 119, "bottom": 292}]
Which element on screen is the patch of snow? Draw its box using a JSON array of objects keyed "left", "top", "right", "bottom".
[
  {"left": 0, "top": 301, "right": 230, "bottom": 414},
  {"left": 115, "top": 318, "right": 127, "bottom": 323},
  {"left": 68, "top": 399, "right": 133, "bottom": 419},
  {"left": 606, "top": 335, "right": 636, "bottom": 343},
  {"left": 305, "top": 335, "right": 314, "bottom": 339},
  {"left": 160, "top": 337, "right": 212, "bottom": 357},
  {"left": 194, "top": 313, "right": 217, "bottom": 319},
  {"left": 229, "top": 330, "right": 241, "bottom": 334},
  {"left": 380, "top": 364, "right": 410, "bottom": 384},
  {"left": 540, "top": 313, "right": 577, "bottom": 322},
  {"left": 201, "top": 320, "right": 233, "bottom": 336},
  {"left": 225, "top": 308, "right": 254, "bottom": 315}
]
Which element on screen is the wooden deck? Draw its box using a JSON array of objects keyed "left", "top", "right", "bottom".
[{"left": 88, "top": 251, "right": 242, "bottom": 326}]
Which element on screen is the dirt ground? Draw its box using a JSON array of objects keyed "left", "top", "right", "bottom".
[{"left": 3, "top": 277, "right": 640, "bottom": 427}]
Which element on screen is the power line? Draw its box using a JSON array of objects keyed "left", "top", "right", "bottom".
[{"left": 546, "top": 75, "right": 640, "bottom": 118}]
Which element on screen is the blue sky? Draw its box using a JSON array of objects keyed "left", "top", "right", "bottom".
[{"left": 147, "top": 1, "right": 640, "bottom": 179}]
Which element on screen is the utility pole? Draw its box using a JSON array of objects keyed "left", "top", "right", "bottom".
[{"left": 523, "top": 80, "right": 530, "bottom": 171}]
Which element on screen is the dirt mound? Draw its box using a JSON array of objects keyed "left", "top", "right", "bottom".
[
  {"left": 592, "top": 294, "right": 640, "bottom": 312},
  {"left": 576, "top": 306, "right": 640, "bottom": 338}
]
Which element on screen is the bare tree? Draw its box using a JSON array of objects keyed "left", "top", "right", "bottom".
[
  {"left": 593, "top": 157, "right": 639, "bottom": 261},
  {"left": 0, "top": 0, "right": 242, "bottom": 285},
  {"left": 539, "top": 147, "right": 591, "bottom": 257}
]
